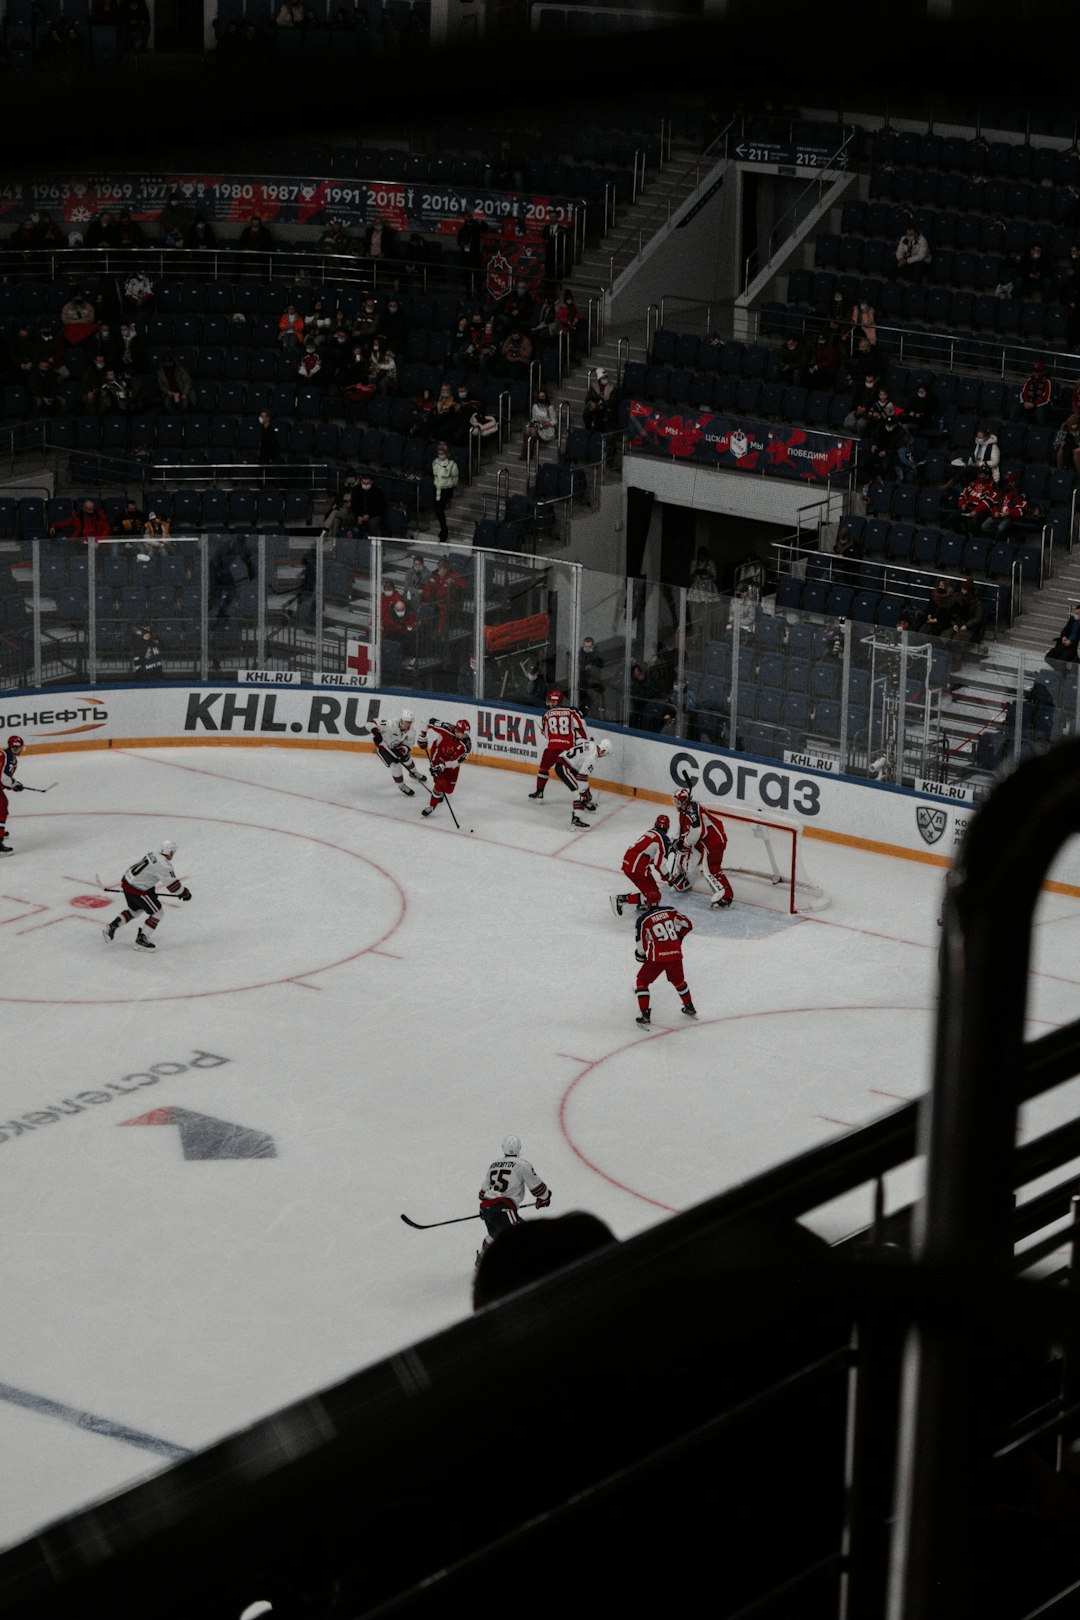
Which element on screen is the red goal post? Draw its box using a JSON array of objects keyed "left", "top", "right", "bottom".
[{"left": 679, "top": 804, "right": 829, "bottom": 915}]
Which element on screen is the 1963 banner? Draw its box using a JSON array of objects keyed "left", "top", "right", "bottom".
[
  {"left": 0, "top": 175, "right": 578, "bottom": 240},
  {"left": 627, "top": 401, "right": 855, "bottom": 484}
]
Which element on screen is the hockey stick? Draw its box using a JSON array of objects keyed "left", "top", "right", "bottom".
[
  {"left": 401, "top": 1203, "right": 537, "bottom": 1231},
  {"left": 424, "top": 746, "right": 460, "bottom": 829},
  {"left": 95, "top": 873, "right": 181, "bottom": 906},
  {"left": 17, "top": 782, "right": 58, "bottom": 793}
]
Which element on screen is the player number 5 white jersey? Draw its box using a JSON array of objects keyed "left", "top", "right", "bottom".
[
  {"left": 562, "top": 737, "right": 602, "bottom": 778},
  {"left": 481, "top": 1155, "right": 541, "bottom": 1207},
  {"left": 123, "top": 852, "right": 178, "bottom": 892}
]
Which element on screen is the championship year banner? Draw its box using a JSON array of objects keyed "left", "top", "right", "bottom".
[
  {"left": 627, "top": 401, "right": 854, "bottom": 485},
  {"left": 0, "top": 175, "right": 579, "bottom": 240}
]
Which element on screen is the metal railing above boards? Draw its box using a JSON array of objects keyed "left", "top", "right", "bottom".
[
  {"left": 755, "top": 304, "right": 1080, "bottom": 389},
  {"left": 771, "top": 539, "right": 1021, "bottom": 631},
  {"left": 0, "top": 238, "right": 586, "bottom": 300},
  {"left": 603, "top": 119, "right": 738, "bottom": 291}
]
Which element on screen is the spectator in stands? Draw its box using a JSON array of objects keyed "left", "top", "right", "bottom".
[
  {"left": 82, "top": 352, "right": 109, "bottom": 412},
  {"left": 1018, "top": 361, "right": 1053, "bottom": 425},
  {"left": 943, "top": 577, "right": 986, "bottom": 656},
  {"left": 51, "top": 499, "right": 110, "bottom": 542},
  {"left": 403, "top": 553, "right": 429, "bottom": 611},
  {"left": 378, "top": 295, "right": 408, "bottom": 352},
  {"left": 776, "top": 333, "right": 809, "bottom": 389},
  {"left": 60, "top": 291, "right": 97, "bottom": 347},
  {"left": 297, "top": 338, "right": 323, "bottom": 385},
  {"left": 726, "top": 583, "right": 756, "bottom": 638},
  {"left": 28, "top": 357, "right": 61, "bottom": 414},
  {"left": 469, "top": 406, "right": 499, "bottom": 451},
  {"left": 83, "top": 211, "right": 110, "bottom": 247},
  {"left": 446, "top": 383, "right": 478, "bottom": 447},
  {"left": 364, "top": 220, "right": 395, "bottom": 261},
  {"left": 501, "top": 280, "right": 536, "bottom": 334},
  {"left": 112, "top": 208, "right": 145, "bottom": 249},
  {"left": 520, "top": 390, "right": 556, "bottom": 457},
  {"left": 380, "top": 579, "right": 407, "bottom": 635},
  {"left": 116, "top": 498, "right": 146, "bottom": 537},
  {"left": 433, "top": 379, "right": 456, "bottom": 425},
  {"left": 119, "top": 0, "right": 151, "bottom": 49},
  {"left": 315, "top": 219, "right": 352, "bottom": 254},
  {"left": 905, "top": 378, "right": 941, "bottom": 438},
  {"left": 238, "top": 214, "right": 274, "bottom": 268},
  {"left": 843, "top": 370, "right": 881, "bottom": 436},
  {"left": 144, "top": 510, "right": 170, "bottom": 542},
  {"left": 895, "top": 222, "right": 931, "bottom": 281},
  {"left": 556, "top": 289, "right": 581, "bottom": 357},
  {"left": 322, "top": 328, "right": 353, "bottom": 388},
  {"left": 302, "top": 296, "right": 334, "bottom": 346},
  {"left": 422, "top": 556, "right": 468, "bottom": 632},
  {"left": 1053, "top": 413, "right": 1080, "bottom": 475},
  {"left": 185, "top": 215, "right": 217, "bottom": 251},
  {"left": 341, "top": 344, "right": 375, "bottom": 413},
  {"left": 982, "top": 472, "right": 1027, "bottom": 538},
  {"left": 352, "top": 294, "right": 379, "bottom": 341},
  {"left": 321, "top": 492, "right": 352, "bottom": 538},
  {"left": 578, "top": 636, "right": 605, "bottom": 714},
  {"left": 921, "top": 578, "right": 961, "bottom": 636},
  {"left": 384, "top": 595, "right": 416, "bottom": 652},
  {"left": 349, "top": 473, "right": 386, "bottom": 535},
  {"left": 157, "top": 352, "right": 196, "bottom": 412},
  {"left": 867, "top": 411, "right": 915, "bottom": 482},
  {"left": 432, "top": 443, "right": 460, "bottom": 541},
  {"left": 130, "top": 623, "right": 164, "bottom": 681},
  {"left": 277, "top": 302, "right": 305, "bottom": 356},
  {"left": 500, "top": 327, "right": 532, "bottom": 381},
  {"left": 1021, "top": 243, "right": 1050, "bottom": 302},
  {"left": 957, "top": 467, "right": 1000, "bottom": 532},
  {"left": 1047, "top": 603, "right": 1080, "bottom": 662},
  {"left": 518, "top": 657, "right": 545, "bottom": 705},
  {"left": 407, "top": 385, "right": 437, "bottom": 438},
  {"left": 367, "top": 338, "right": 397, "bottom": 393},
  {"left": 457, "top": 211, "right": 486, "bottom": 270},
  {"left": 687, "top": 546, "right": 719, "bottom": 602},
  {"left": 849, "top": 297, "right": 877, "bottom": 351},
  {"left": 949, "top": 424, "right": 1001, "bottom": 485},
  {"left": 276, "top": 0, "right": 303, "bottom": 22},
  {"left": 121, "top": 268, "right": 154, "bottom": 312},
  {"left": 806, "top": 331, "right": 840, "bottom": 389},
  {"left": 584, "top": 368, "right": 617, "bottom": 432},
  {"left": 257, "top": 410, "right": 281, "bottom": 464},
  {"left": 284, "top": 546, "right": 317, "bottom": 625},
  {"left": 33, "top": 322, "right": 66, "bottom": 374},
  {"left": 157, "top": 191, "right": 189, "bottom": 246},
  {"left": 531, "top": 293, "right": 558, "bottom": 350},
  {"left": 627, "top": 660, "right": 660, "bottom": 729}
]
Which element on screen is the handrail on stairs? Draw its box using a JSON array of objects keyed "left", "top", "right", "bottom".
[
  {"left": 740, "top": 125, "right": 858, "bottom": 295},
  {"left": 604, "top": 118, "right": 737, "bottom": 292}
]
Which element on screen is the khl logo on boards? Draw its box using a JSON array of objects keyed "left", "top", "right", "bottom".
[{"left": 916, "top": 805, "right": 948, "bottom": 846}]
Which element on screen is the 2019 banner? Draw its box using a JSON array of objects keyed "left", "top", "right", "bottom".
[
  {"left": 0, "top": 175, "right": 578, "bottom": 240},
  {"left": 627, "top": 400, "right": 854, "bottom": 484}
]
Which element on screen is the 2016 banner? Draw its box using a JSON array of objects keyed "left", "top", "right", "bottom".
[
  {"left": 627, "top": 400, "right": 854, "bottom": 484},
  {"left": 0, "top": 174, "right": 578, "bottom": 240}
]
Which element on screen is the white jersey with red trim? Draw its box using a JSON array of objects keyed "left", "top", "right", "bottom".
[
  {"left": 540, "top": 705, "right": 587, "bottom": 749},
  {"left": 1, "top": 747, "right": 19, "bottom": 789},
  {"left": 122, "top": 852, "right": 182, "bottom": 894},
  {"left": 479, "top": 1154, "right": 548, "bottom": 1210},
  {"left": 561, "top": 737, "right": 603, "bottom": 780},
  {"left": 371, "top": 714, "right": 418, "bottom": 756}
]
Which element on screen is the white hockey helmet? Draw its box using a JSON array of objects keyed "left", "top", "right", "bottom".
[
  {"left": 159, "top": 839, "right": 177, "bottom": 860},
  {"left": 399, "top": 708, "right": 414, "bottom": 726},
  {"left": 502, "top": 1135, "right": 522, "bottom": 1158},
  {"left": 595, "top": 738, "right": 612, "bottom": 756}
]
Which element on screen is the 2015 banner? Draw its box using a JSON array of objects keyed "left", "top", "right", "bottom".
[{"left": 627, "top": 400, "right": 854, "bottom": 484}]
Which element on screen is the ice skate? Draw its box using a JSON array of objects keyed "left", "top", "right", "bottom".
[
  {"left": 635, "top": 1011, "right": 651, "bottom": 1028},
  {"left": 102, "top": 918, "right": 119, "bottom": 943},
  {"left": 421, "top": 804, "right": 437, "bottom": 818},
  {"left": 710, "top": 894, "right": 733, "bottom": 909},
  {"left": 0, "top": 838, "right": 11, "bottom": 856},
  {"left": 133, "top": 929, "right": 156, "bottom": 951},
  {"left": 397, "top": 782, "right": 415, "bottom": 797},
  {"left": 609, "top": 895, "right": 624, "bottom": 917},
  {"left": 571, "top": 815, "right": 589, "bottom": 829},
  {"left": 682, "top": 1003, "right": 698, "bottom": 1018},
  {"left": 528, "top": 789, "right": 545, "bottom": 801}
]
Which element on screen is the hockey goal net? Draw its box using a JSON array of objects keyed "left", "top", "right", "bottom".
[{"left": 678, "top": 804, "right": 830, "bottom": 915}]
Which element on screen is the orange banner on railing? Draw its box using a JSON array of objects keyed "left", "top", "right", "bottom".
[{"left": 483, "top": 613, "right": 550, "bottom": 654}]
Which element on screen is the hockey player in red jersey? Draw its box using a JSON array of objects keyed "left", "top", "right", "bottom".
[
  {"left": 610, "top": 815, "right": 673, "bottom": 915},
  {"left": 529, "top": 689, "right": 587, "bottom": 802},
  {"left": 0, "top": 735, "right": 25, "bottom": 856},
  {"left": 669, "top": 787, "right": 734, "bottom": 908},
  {"left": 419, "top": 717, "right": 472, "bottom": 818},
  {"left": 634, "top": 903, "right": 696, "bottom": 1027}
]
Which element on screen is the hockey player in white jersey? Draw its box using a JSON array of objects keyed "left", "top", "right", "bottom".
[
  {"left": 477, "top": 1135, "right": 552, "bottom": 1265},
  {"left": 101, "top": 839, "right": 191, "bottom": 951},
  {"left": 554, "top": 735, "right": 612, "bottom": 829},
  {"left": 370, "top": 708, "right": 427, "bottom": 797}
]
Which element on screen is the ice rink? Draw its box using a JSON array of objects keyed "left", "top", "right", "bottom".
[{"left": 3, "top": 738, "right": 1080, "bottom": 1550}]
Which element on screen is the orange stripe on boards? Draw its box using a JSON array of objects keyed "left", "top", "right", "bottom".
[{"left": 19, "top": 734, "right": 1080, "bottom": 901}]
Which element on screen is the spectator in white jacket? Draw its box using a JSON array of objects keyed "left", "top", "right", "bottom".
[{"left": 896, "top": 224, "right": 932, "bottom": 282}]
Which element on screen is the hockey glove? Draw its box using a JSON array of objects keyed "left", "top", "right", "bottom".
[
  {"left": 11, "top": 782, "right": 23, "bottom": 792},
  {"left": 635, "top": 949, "right": 646, "bottom": 962},
  {"left": 371, "top": 727, "right": 383, "bottom": 746},
  {"left": 534, "top": 1191, "right": 552, "bottom": 1209},
  {"left": 179, "top": 887, "right": 192, "bottom": 902}
]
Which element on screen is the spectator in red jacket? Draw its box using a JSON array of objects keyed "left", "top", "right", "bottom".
[
  {"left": 51, "top": 499, "right": 111, "bottom": 543},
  {"left": 1018, "top": 361, "right": 1053, "bottom": 425},
  {"left": 421, "top": 557, "right": 468, "bottom": 632},
  {"left": 957, "top": 469, "right": 1000, "bottom": 531}
]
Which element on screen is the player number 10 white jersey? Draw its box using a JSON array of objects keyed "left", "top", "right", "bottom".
[{"left": 123, "top": 852, "right": 178, "bottom": 892}]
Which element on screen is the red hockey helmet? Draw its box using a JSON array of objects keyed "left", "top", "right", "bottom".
[
  {"left": 673, "top": 788, "right": 691, "bottom": 809},
  {"left": 455, "top": 718, "right": 470, "bottom": 736},
  {"left": 546, "top": 690, "right": 563, "bottom": 708},
  {"left": 654, "top": 814, "right": 670, "bottom": 833},
  {"left": 7, "top": 734, "right": 24, "bottom": 752}
]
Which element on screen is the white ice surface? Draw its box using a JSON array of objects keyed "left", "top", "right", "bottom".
[{"left": 2, "top": 743, "right": 1079, "bottom": 1547}]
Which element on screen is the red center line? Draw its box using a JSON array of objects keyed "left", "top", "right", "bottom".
[{"left": 287, "top": 978, "right": 322, "bottom": 990}]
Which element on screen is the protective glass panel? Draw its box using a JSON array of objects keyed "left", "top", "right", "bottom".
[
  {"left": 380, "top": 538, "right": 477, "bottom": 697},
  {"left": 480, "top": 551, "right": 576, "bottom": 711},
  {"left": 38, "top": 537, "right": 91, "bottom": 688},
  {"left": 576, "top": 565, "right": 626, "bottom": 724}
]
